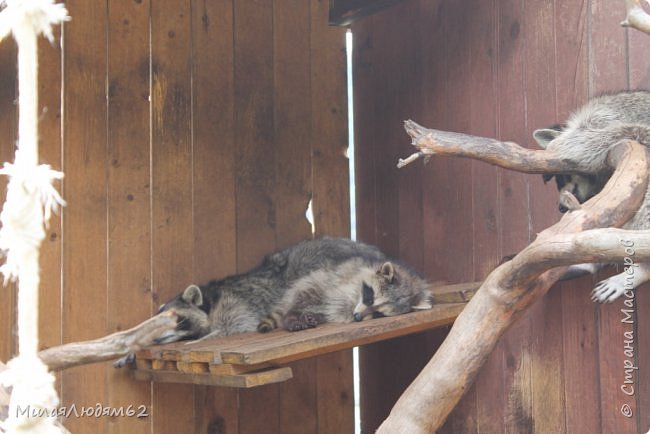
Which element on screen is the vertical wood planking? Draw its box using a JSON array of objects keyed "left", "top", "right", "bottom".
[
  {"left": 311, "top": 1, "right": 354, "bottom": 433},
  {"left": 150, "top": 1, "right": 195, "bottom": 433},
  {"left": 417, "top": 2, "right": 455, "bottom": 431},
  {"left": 496, "top": 1, "right": 534, "bottom": 432},
  {"left": 590, "top": 1, "right": 636, "bottom": 433},
  {"left": 554, "top": 2, "right": 601, "bottom": 433},
  {"left": 522, "top": 1, "right": 567, "bottom": 432},
  {"left": 440, "top": 1, "right": 477, "bottom": 431},
  {"left": 60, "top": 1, "right": 108, "bottom": 432},
  {"left": 190, "top": 0, "right": 239, "bottom": 433},
  {"left": 106, "top": 1, "right": 152, "bottom": 433},
  {"left": 274, "top": 1, "right": 319, "bottom": 433},
  {"left": 628, "top": 23, "right": 650, "bottom": 433},
  {"left": 234, "top": 1, "right": 280, "bottom": 433},
  {"left": 468, "top": 0, "right": 507, "bottom": 431},
  {"left": 0, "top": 39, "right": 16, "bottom": 362},
  {"left": 352, "top": 14, "right": 382, "bottom": 433},
  {"left": 37, "top": 27, "right": 63, "bottom": 365}
]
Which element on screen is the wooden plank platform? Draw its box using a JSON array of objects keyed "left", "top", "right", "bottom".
[{"left": 133, "top": 281, "right": 480, "bottom": 388}]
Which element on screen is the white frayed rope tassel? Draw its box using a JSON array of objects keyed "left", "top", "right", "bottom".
[{"left": 0, "top": 1, "right": 68, "bottom": 433}]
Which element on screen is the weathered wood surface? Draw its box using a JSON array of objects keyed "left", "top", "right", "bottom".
[{"left": 377, "top": 141, "right": 649, "bottom": 433}]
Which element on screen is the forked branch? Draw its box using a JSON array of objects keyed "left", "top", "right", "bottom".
[{"left": 379, "top": 140, "right": 649, "bottom": 433}]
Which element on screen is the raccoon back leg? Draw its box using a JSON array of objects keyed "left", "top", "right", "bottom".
[
  {"left": 592, "top": 262, "right": 650, "bottom": 303},
  {"left": 280, "top": 287, "right": 327, "bottom": 331},
  {"left": 257, "top": 311, "right": 284, "bottom": 333}
]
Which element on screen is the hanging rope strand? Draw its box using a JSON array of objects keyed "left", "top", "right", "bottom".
[{"left": 0, "top": 1, "right": 68, "bottom": 433}]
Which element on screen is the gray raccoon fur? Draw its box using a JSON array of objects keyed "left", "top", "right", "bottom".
[
  {"left": 155, "top": 237, "right": 386, "bottom": 343},
  {"left": 533, "top": 90, "right": 650, "bottom": 302},
  {"left": 257, "top": 258, "right": 432, "bottom": 332}
]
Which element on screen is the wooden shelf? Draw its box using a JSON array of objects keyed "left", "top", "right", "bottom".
[{"left": 132, "top": 281, "right": 481, "bottom": 388}]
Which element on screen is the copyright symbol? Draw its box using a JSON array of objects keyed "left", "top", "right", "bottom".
[{"left": 621, "top": 404, "right": 633, "bottom": 418}]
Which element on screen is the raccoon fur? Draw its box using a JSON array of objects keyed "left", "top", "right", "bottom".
[
  {"left": 155, "top": 237, "right": 386, "bottom": 344},
  {"left": 534, "top": 90, "right": 650, "bottom": 303},
  {"left": 257, "top": 257, "right": 432, "bottom": 332}
]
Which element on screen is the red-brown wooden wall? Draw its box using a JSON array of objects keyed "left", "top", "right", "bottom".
[
  {"left": 0, "top": 1, "right": 352, "bottom": 433},
  {"left": 354, "top": 0, "right": 650, "bottom": 432}
]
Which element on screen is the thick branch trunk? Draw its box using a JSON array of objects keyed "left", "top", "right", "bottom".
[
  {"left": 379, "top": 140, "right": 649, "bottom": 433},
  {"left": 37, "top": 311, "right": 177, "bottom": 371}
]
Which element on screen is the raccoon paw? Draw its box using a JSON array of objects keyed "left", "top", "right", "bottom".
[
  {"left": 285, "top": 312, "right": 321, "bottom": 332},
  {"left": 591, "top": 275, "right": 628, "bottom": 303},
  {"left": 113, "top": 353, "right": 135, "bottom": 369}
]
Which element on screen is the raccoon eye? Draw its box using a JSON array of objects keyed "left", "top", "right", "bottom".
[{"left": 362, "top": 282, "right": 374, "bottom": 306}]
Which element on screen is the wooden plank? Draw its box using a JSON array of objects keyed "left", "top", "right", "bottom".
[
  {"left": 465, "top": 1, "right": 504, "bottom": 432},
  {"left": 521, "top": 1, "right": 567, "bottom": 433},
  {"left": 233, "top": 1, "right": 280, "bottom": 432},
  {"left": 222, "top": 304, "right": 464, "bottom": 365},
  {"left": 134, "top": 367, "right": 293, "bottom": 388},
  {"left": 0, "top": 34, "right": 17, "bottom": 362},
  {"left": 590, "top": 3, "right": 636, "bottom": 433},
  {"left": 273, "top": 1, "right": 319, "bottom": 433},
  {"left": 37, "top": 25, "right": 63, "bottom": 362},
  {"left": 553, "top": 2, "right": 600, "bottom": 433},
  {"left": 415, "top": 3, "right": 457, "bottom": 432},
  {"left": 189, "top": 0, "right": 238, "bottom": 432},
  {"left": 60, "top": 1, "right": 109, "bottom": 433},
  {"left": 627, "top": 27, "right": 650, "bottom": 433},
  {"left": 437, "top": 0, "right": 477, "bottom": 431},
  {"left": 495, "top": 0, "right": 534, "bottom": 431},
  {"left": 310, "top": 0, "right": 354, "bottom": 432},
  {"left": 150, "top": 1, "right": 195, "bottom": 433},
  {"left": 105, "top": 1, "right": 152, "bottom": 433}
]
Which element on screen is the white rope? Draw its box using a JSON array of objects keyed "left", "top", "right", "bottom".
[{"left": 0, "top": 1, "right": 68, "bottom": 433}]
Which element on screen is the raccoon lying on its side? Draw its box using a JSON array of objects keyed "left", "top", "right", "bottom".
[
  {"left": 534, "top": 90, "right": 650, "bottom": 303},
  {"left": 155, "top": 237, "right": 386, "bottom": 344},
  {"left": 257, "top": 257, "right": 432, "bottom": 332}
]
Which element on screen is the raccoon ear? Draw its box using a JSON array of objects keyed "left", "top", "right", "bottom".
[
  {"left": 533, "top": 128, "right": 561, "bottom": 149},
  {"left": 182, "top": 284, "right": 203, "bottom": 306},
  {"left": 378, "top": 262, "right": 395, "bottom": 282}
]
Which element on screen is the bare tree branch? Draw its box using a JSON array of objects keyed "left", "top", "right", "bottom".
[
  {"left": 378, "top": 139, "right": 649, "bottom": 433},
  {"left": 37, "top": 310, "right": 177, "bottom": 371},
  {"left": 622, "top": 0, "right": 650, "bottom": 35},
  {"left": 398, "top": 120, "right": 589, "bottom": 173}
]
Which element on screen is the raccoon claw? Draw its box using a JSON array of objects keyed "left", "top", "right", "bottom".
[{"left": 591, "top": 277, "right": 626, "bottom": 303}]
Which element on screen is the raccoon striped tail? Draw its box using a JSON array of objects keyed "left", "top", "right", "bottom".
[{"left": 257, "top": 311, "right": 284, "bottom": 333}]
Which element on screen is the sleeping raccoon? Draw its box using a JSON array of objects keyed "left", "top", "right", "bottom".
[
  {"left": 257, "top": 257, "right": 432, "bottom": 332},
  {"left": 155, "top": 237, "right": 386, "bottom": 344},
  {"left": 534, "top": 90, "right": 650, "bottom": 303}
]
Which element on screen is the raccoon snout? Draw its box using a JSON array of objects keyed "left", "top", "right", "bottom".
[{"left": 353, "top": 312, "right": 363, "bottom": 322}]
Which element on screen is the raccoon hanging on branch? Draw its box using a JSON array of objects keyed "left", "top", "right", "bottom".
[{"left": 380, "top": 93, "right": 650, "bottom": 433}]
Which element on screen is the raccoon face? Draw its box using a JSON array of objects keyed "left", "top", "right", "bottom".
[
  {"left": 352, "top": 262, "right": 432, "bottom": 321},
  {"left": 155, "top": 285, "right": 211, "bottom": 344},
  {"left": 542, "top": 173, "right": 606, "bottom": 213}
]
